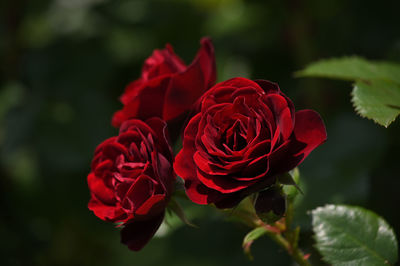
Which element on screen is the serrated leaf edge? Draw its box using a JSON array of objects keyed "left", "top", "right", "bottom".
[{"left": 351, "top": 83, "right": 397, "bottom": 128}]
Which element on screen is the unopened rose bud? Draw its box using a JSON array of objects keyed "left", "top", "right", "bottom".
[{"left": 254, "top": 187, "right": 286, "bottom": 224}]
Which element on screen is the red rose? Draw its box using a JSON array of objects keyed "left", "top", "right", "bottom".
[
  {"left": 174, "top": 78, "right": 327, "bottom": 208},
  {"left": 88, "top": 118, "right": 175, "bottom": 250},
  {"left": 112, "top": 37, "right": 216, "bottom": 127}
]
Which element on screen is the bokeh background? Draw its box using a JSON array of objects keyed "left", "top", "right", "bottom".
[{"left": 1, "top": 0, "right": 400, "bottom": 265}]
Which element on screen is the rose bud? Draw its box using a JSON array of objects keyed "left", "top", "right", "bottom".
[
  {"left": 174, "top": 77, "right": 327, "bottom": 208},
  {"left": 112, "top": 37, "right": 216, "bottom": 127},
  {"left": 254, "top": 187, "right": 286, "bottom": 224},
  {"left": 87, "top": 118, "right": 175, "bottom": 251}
]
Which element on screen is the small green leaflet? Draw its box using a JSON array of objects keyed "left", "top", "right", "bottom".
[
  {"left": 312, "top": 204, "right": 398, "bottom": 266},
  {"left": 297, "top": 56, "right": 400, "bottom": 127},
  {"left": 242, "top": 227, "right": 268, "bottom": 260}
]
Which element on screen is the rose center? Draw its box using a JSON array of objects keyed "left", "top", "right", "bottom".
[{"left": 223, "top": 119, "right": 247, "bottom": 151}]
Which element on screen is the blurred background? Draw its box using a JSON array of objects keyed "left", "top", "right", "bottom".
[{"left": 1, "top": 0, "right": 400, "bottom": 265}]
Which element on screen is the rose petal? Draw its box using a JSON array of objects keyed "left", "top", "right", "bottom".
[
  {"left": 145, "top": 117, "right": 173, "bottom": 161},
  {"left": 254, "top": 79, "right": 281, "bottom": 94},
  {"left": 268, "top": 110, "right": 327, "bottom": 174},
  {"left": 195, "top": 148, "right": 251, "bottom": 171},
  {"left": 102, "top": 142, "right": 130, "bottom": 161},
  {"left": 174, "top": 114, "right": 202, "bottom": 181},
  {"left": 163, "top": 38, "right": 216, "bottom": 121},
  {"left": 112, "top": 77, "right": 171, "bottom": 127},
  {"left": 292, "top": 109, "right": 327, "bottom": 158},
  {"left": 256, "top": 79, "right": 295, "bottom": 121},
  {"left": 196, "top": 168, "right": 255, "bottom": 193},
  {"left": 117, "top": 131, "right": 142, "bottom": 148},
  {"left": 263, "top": 94, "right": 294, "bottom": 141},
  {"left": 268, "top": 139, "right": 304, "bottom": 176},
  {"left": 88, "top": 193, "right": 125, "bottom": 222},
  {"left": 111, "top": 110, "right": 128, "bottom": 129},
  {"left": 200, "top": 86, "right": 236, "bottom": 111},
  {"left": 120, "top": 79, "right": 144, "bottom": 105},
  {"left": 217, "top": 77, "right": 262, "bottom": 90},
  {"left": 151, "top": 151, "right": 174, "bottom": 192},
  {"left": 244, "top": 140, "right": 271, "bottom": 159},
  {"left": 142, "top": 45, "right": 186, "bottom": 80},
  {"left": 120, "top": 212, "right": 165, "bottom": 251},
  {"left": 240, "top": 154, "right": 269, "bottom": 179},
  {"left": 121, "top": 175, "right": 155, "bottom": 213},
  {"left": 87, "top": 172, "right": 116, "bottom": 205},
  {"left": 93, "top": 159, "right": 113, "bottom": 178},
  {"left": 135, "top": 194, "right": 166, "bottom": 218},
  {"left": 183, "top": 179, "right": 225, "bottom": 205}
]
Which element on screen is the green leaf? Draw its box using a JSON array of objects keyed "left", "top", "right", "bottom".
[
  {"left": 296, "top": 56, "right": 400, "bottom": 84},
  {"left": 312, "top": 204, "right": 398, "bottom": 266},
  {"left": 352, "top": 80, "right": 400, "bottom": 127},
  {"left": 296, "top": 56, "right": 400, "bottom": 127},
  {"left": 242, "top": 227, "right": 268, "bottom": 260}
]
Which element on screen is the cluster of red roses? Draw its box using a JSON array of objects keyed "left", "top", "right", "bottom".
[{"left": 87, "top": 38, "right": 327, "bottom": 251}]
